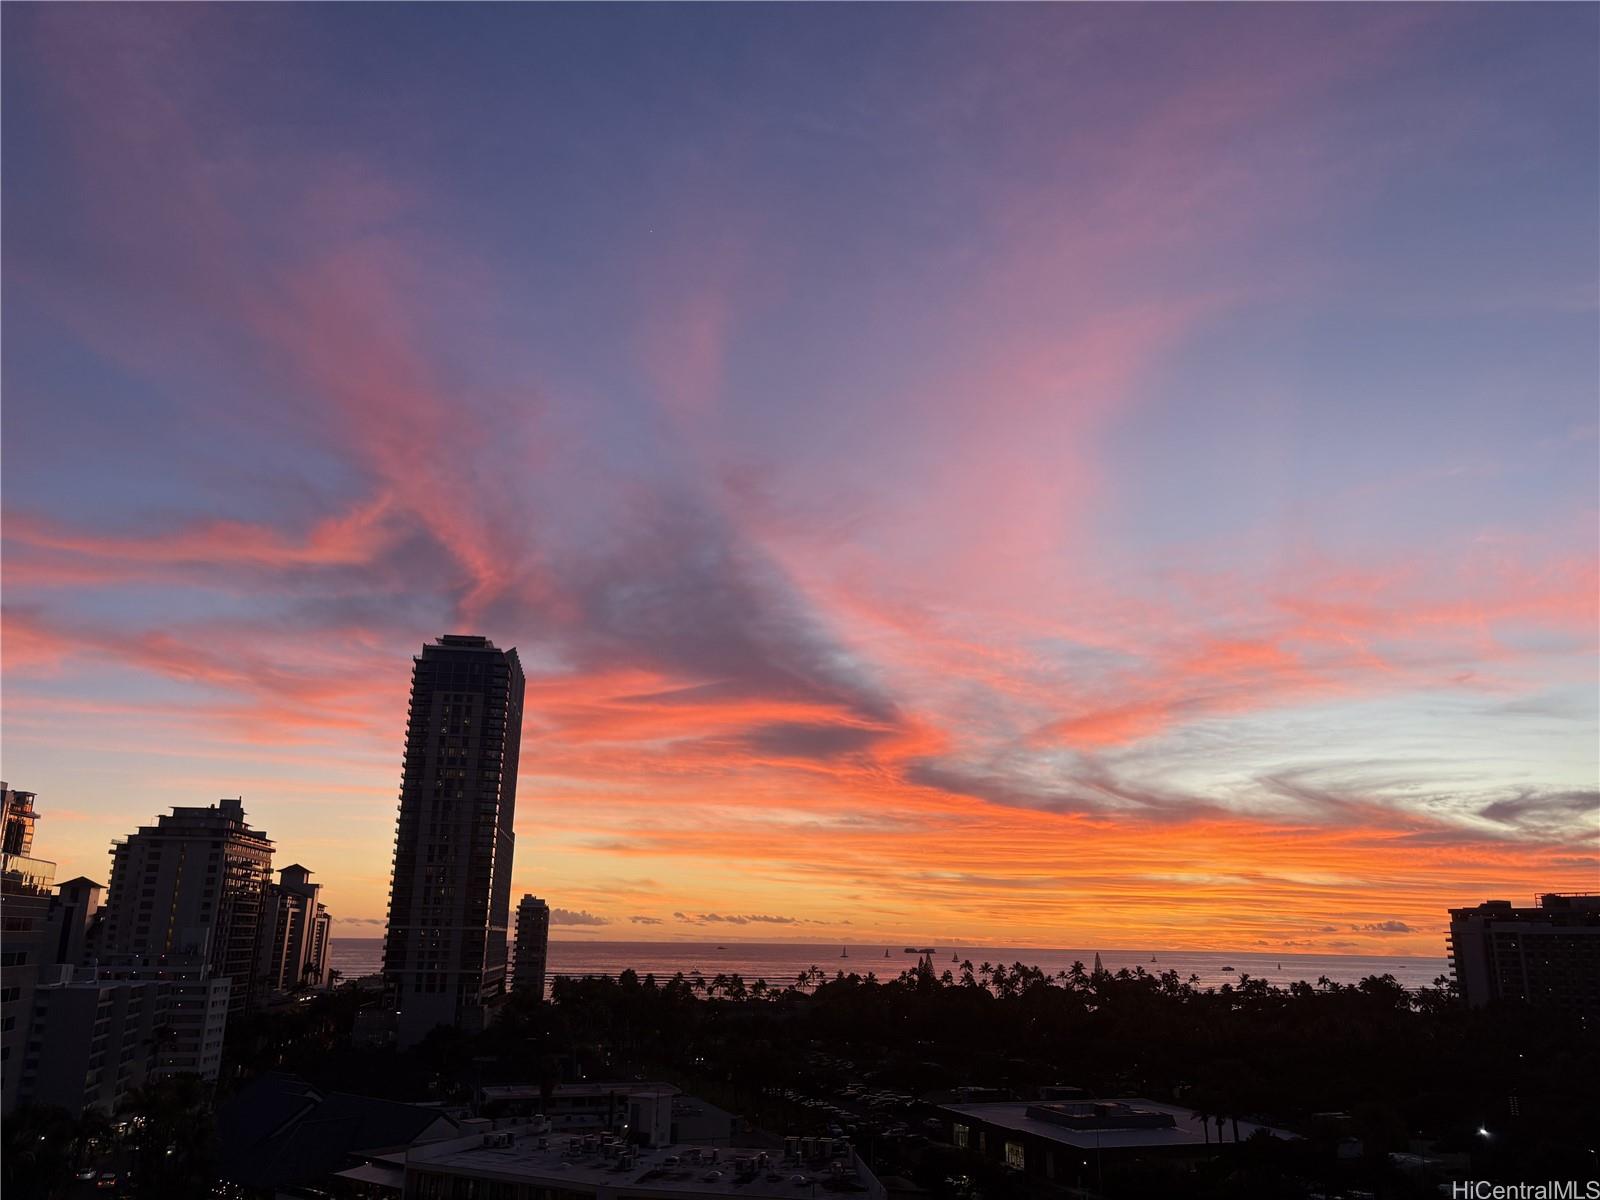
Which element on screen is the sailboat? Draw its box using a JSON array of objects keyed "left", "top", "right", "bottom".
[
  {"left": 951, "top": 952, "right": 959, "bottom": 963},
  {"left": 1093, "top": 952, "right": 1104, "bottom": 975},
  {"left": 840, "top": 947, "right": 848, "bottom": 958},
  {"left": 883, "top": 948, "right": 891, "bottom": 958}
]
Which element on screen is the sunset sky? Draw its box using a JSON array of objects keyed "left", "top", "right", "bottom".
[{"left": 3, "top": 5, "right": 1596, "bottom": 956}]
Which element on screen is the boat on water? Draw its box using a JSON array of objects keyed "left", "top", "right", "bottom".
[
  {"left": 883, "top": 949, "right": 891, "bottom": 958},
  {"left": 1150, "top": 955, "right": 1157, "bottom": 963},
  {"left": 841, "top": 947, "right": 848, "bottom": 958},
  {"left": 951, "top": 952, "right": 959, "bottom": 963},
  {"left": 1221, "top": 965, "right": 1236, "bottom": 972}
]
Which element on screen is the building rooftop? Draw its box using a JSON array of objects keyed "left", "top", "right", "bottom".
[
  {"left": 434, "top": 634, "right": 503, "bottom": 651},
  {"left": 410, "top": 1130, "right": 880, "bottom": 1198},
  {"left": 479, "top": 1081, "right": 684, "bottom": 1104},
  {"left": 941, "top": 1099, "right": 1299, "bottom": 1151},
  {"left": 218, "top": 1073, "right": 458, "bottom": 1191},
  {"left": 672, "top": 1095, "right": 737, "bottom": 1122},
  {"left": 1451, "top": 894, "right": 1600, "bottom": 915}
]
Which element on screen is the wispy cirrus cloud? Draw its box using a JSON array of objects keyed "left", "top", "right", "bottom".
[{"left": 2, "top": 4, "right": 1594, "bottom": 956}]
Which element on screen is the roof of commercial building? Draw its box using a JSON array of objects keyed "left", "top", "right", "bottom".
[
  {"left": 672, "top": 1095, "right": 737, "bottom": 1121},
  {"left": 333, "top": 1159, "right": 408, "bottom": 1189},
  {"left": 479, "top": 1081, "right": 683, "bottom": 1103},
  {"left": 940, "top": 1099, "right": 1299, "bottom": 1152},
  {"left": 218, "top": 1073, "right": 459, "bottom": 1189},
  {"left": 412, "top": 1133, "right": 878, "bottom": 1197}
]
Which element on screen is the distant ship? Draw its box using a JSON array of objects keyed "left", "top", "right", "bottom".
[
  {"left": 951, "top": 952, "right": 959, "bottom": 962},
  {"left": 1221, "top": 965, "right": 1236, "bottom": 972},
  {"left": 1150, "top": 955, "right": 1157, "bottom": 963},
  {"left": 841, "top": 947, "right": 848, "bottom": 958},
  {"left": 884, "top": 949, "right": 891, "bottom": 958},
  {"left": 903, "top": 947, "right": 935, "bottom": 953}
]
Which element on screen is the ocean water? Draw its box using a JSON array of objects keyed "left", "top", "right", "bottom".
[{"left": 329, "top": 939, "right": 1449, "bottom": 992}]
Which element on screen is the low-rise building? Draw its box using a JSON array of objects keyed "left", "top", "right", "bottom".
[
  {"left": 475, "top": 1083, "right": 740, "bottom": 1147},
  {"left": 217, "top": 1072, "right": 460, "bottom": 1197},
  {"left": 478, "top": 1081, "right": 682, "bottom": 1132},
  {"left": 17, "top": 966, "right": 162, "bottom": 1114},
  {"left": 670, "top": 1096, "right": 738, "bottom": 1146},
  {"left": 940, "top": 1098, "right": 1298, "bottom": 1188},
  {"left": 95, "top": 955, "right": 231, "bottom": 1081},
  {"left": 404, "top": 1127, "right": 884, "bottom": 1200}
]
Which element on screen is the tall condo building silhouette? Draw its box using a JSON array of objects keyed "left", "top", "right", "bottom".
[
  {"left": 513, "top": 894, "right": 550, "bottom": 1000},
  {"left": 94, "top": 798, "right": 273, "bottom": 1015},
  {"left": 383, "top": 635, "right": 525, "bottom": 1045}
]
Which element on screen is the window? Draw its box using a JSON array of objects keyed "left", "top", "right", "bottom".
[
  {"left": 953, "top": 1123, "right": 969, "bottom": 1149},
  {"left": 1005, "top": 1141, "right": 1025, "bottom": 1171}
]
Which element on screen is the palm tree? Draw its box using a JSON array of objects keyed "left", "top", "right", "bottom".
[{"left": 120, "top": 1074, "right": 215, "bottom": 1199}]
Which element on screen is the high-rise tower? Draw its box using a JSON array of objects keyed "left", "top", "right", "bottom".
[
  {"left": 513, "top": 894, "right": 550, "bottom": 1000},
  {"left": 93, "top": 798, "right": 273, "bottom": 1015},
  {"left": 255, "top": 865, "right": 333, "bottom": 997},
  {"left": 1448, "top": 894, "right": 1600, "bottom": 1020},
  {"left": 2, "top": 783, "right": 40, "bottom": 857},
  {"left": 383, "top": 635, "right": 525, "bottom": 1045},
  {"left": 1, "top": 783, "right": 54, "bottom": 1114}
]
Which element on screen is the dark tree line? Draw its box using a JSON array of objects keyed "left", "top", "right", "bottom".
[{"left": 48, "top": 960, "right": 1588, "bottom": 1199}]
